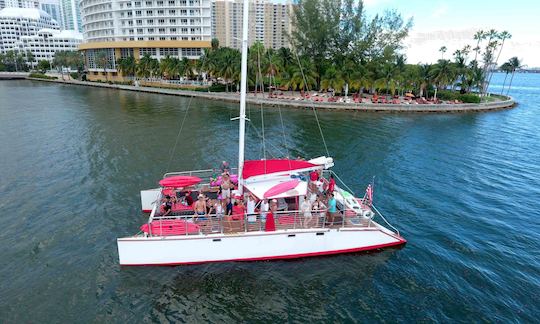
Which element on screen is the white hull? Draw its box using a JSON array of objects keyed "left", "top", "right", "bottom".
[{"left": 117, "top": 225, "right": 406, "bottom": 266}]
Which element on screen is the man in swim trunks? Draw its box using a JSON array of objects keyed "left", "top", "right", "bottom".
[
  {"left": 220, "top": 173, "right": 232, "bottom": 200},
  {"left": 193, "top": 194, "right": 207, "bottom": 221}
]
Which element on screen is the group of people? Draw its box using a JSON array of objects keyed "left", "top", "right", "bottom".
[
  {"left": 302, "top": 170, "right": 340, "bottom": 226},
  {"left": 160, "top": 161, "right": 341, "bottom": 232}
]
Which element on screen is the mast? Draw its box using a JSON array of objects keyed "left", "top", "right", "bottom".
[{"left": 237, "top": 0, "right": 249, "bottom": 192}]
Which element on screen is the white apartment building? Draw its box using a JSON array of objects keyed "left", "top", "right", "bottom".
[
  {"left": 0, "top": 7, "right": 59, "bottom": 53},
  {"left": 79, "top": 0, "right": 212, "bottom": 81},
  {"left": 16, "top": 28, "right": 82, "bottom": 65},
  {"left": 212, "top": 0, "right": 293, "bottom": 50},
  {"left": 2, "top": 0, "right": 39, "bottom": 9}
]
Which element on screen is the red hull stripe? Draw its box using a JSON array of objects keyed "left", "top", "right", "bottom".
[
  {"left": 142, "top": 209, "right": 152, "bottom": 213},
  {"left": 120, "top": 239, "right": 407, "bottom": 266}
]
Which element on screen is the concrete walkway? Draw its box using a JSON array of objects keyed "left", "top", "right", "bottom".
[{"left": 25, "top": 77, "right": 516, "bottom": 113}]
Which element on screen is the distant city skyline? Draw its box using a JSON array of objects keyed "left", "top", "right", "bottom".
[{"left": 364, "top": 0, "right": 540, "bottom": 67}]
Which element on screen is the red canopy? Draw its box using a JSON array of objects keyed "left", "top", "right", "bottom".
[
  {"left": 243, "top": 159, "right": 318, "bottom": 179},
  {"left": 159, "top": 175, "right": 201, "bottom": 188}
]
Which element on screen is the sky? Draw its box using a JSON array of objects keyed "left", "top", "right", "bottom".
[{"left": 363, "top": 0, "right": 540, "bottom": 67}]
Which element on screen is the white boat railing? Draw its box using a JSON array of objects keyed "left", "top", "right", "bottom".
[
  {"left": 145, "top": 208, "right": 380, "bottom": 237},
  {"left": 371, "top": 205, "right": 401, "bottom": 237}
]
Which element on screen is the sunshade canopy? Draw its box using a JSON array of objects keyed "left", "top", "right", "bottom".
[
  {"left": 159, "top": 175, "right": 201, "bottom": 188},
  {"left": 243, "top": 159, "right": 318, "bottom": 179},
  {"left": 245, "top": 176, "right": 308, "bottom": 200}
]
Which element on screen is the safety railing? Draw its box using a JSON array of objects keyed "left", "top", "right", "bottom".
[
  {"left": 145, "top": 207, "right": 381, "bottom": 237},
  {"left": 371, "top": 205, "right": 400, "bottom": 237}
]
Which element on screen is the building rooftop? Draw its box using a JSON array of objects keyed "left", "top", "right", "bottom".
[
  {"left": 0, "top": 7, "right": 52, "bottom": 20},
  {"left": 20, "top": 28, "right": 83, "bottom": 40}
]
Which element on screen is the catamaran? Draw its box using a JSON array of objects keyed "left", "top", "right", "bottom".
[{"left": 116, "top": 0, "right": 406, "bottom": 266}]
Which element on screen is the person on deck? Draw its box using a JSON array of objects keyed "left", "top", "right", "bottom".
[
  {"left": 220, "top": 173, "right": 232, "bottom": 201},
  {"left": 224, "top": 197, "right": 233, "bottom": 218},
  {"left": 193, "top": 194, "right": 207, "bottom": 221},
  {"left": 309, "top": 170, "right": 319, "bottom": 192},
  {"left": 232, "top": 200, "right": 245, "bottom": 221},
  {"left": 327, "top": 174, "right": 336, "bottom": 195},
  {"left": 162, "top": 195, "right": 173, "bottom": 216},
  {"left": 327, "top": 193, "right": 337, "bottom": 225},
  {"left": 265, "top": 199, "right": 278, "bottom": 232},
  {"left": 246, "top": 195, "right": 256, "bottom": 222},
  {"left": 301, "top": 196, "right": 313, "bottom": 228},
  {"left": 220, "top": 161, "right": 230, "bottom": 174},
  {"left": 259, "top": 198, "right": 269, "bottom": 222},
  {"left": 181, "top": 191, "right": 194, "bottom": 206},
  {"left": 312, "top": 195, "right": 326, "bottom": 226}
]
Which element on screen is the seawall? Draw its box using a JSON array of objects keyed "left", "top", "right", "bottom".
[{"left": 25, "top": 77, "right": 516, "bottom": 113}]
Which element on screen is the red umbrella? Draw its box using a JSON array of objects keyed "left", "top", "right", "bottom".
[
  {"left": 159, "top": 175, "right": 201, "bottom": 188},
  {"left": 263, "top": 179, "right": 300, "bottom": 198}
]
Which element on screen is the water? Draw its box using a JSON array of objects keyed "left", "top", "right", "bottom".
[{"left": 0, "top": 73, "right": 539, "bottom": 322}]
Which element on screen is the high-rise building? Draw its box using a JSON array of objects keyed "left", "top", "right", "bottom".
[
  {"left": 211, "top": 0, "right": 293, "bottom": 50},
  {"left": 38, "top": 0, "right": 63, "bottom": 28},
  {"left": 79, "top": 0, "right": 212, "bottom": 81},
  {"left": 59, "top": 0, "right": 80, "bottom": 32},
  {"left": 0, "top": 7, "right": 58, "bottom": 53}
]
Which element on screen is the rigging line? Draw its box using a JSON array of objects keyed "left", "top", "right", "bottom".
[
  {"left": 255, "top": 42, "right": 267, "bottom": 173},
  {"left": 166, "top": 96, "right": 193, "bottom": 173},
  {"left": 293, "top": 50, "right": 330, "bottom": 158},
  {"left": 248, "top": 121, "right": 286, "bottom": 158}
]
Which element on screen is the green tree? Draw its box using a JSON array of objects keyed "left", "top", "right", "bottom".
[
  {"left": 36, "top": 60, "right": 51, "bottom": 73},
  {"left": 211, "top": 38, "right": 219, "bottom": 50},
  {"left": 53, "top": 51, "right": 68, "bottom": 80},
  {"left": 117, "top": 56, "right": 137, "bottom": 80}
]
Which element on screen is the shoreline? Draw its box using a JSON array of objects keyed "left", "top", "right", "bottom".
[{"left": 25, "top": 77, "right": 516, "bottom": 113}]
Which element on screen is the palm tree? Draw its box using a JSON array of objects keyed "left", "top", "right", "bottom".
[
  {"left": 506, "top": 57, "right": 524, "bottom": 96},
  {"left": 486, "top": 31, "right": 511, "bottom": 94},
  {"left": 117, "top": 56, "right": 137, "bottom": 80},
  {"left": 281, "top": 57, "right": 317, "bottom": 92},
  {"left": 430, "top": 59, "right": 454, "bottom": 99},
  {"left": 264, "top": 50, "right": 283, "bottom": 91},
  {"left": 218, "top": 48, "right": 241, "bottom": 92},
  {"left": 137, "top": 54, "right": 157, "bottom": 79},
  {"left": 439, "top": 46, "right": 447, "bottom": 60},
  {"left": 499, "top": 62, "right": 512, "bottom": 95},
  {"left": 248, "top": 41, "right": 267, "bottom": 94},
  {"left": 473, "top": 30, "right": 485, "bottom": 63},
  {"left": 321, "top": 64, "right": 345, "bottom": 94}
]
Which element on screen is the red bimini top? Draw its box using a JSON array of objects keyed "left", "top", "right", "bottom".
[
  {"left": 242, "top": 159, "right": 318, "bottom": 179},
  {"left": 159, "top": 175, "right": 201, "bottom": 188}
]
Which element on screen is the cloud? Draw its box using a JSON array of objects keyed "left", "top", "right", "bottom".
[
  {"left": 432, "top": 3, "right": 449, "bottom": 18},
  {"left": 404, "top": 28, "right": 540, "bottom": 67}
]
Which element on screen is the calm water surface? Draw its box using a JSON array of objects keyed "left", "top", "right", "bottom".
[{"left": 0, "top": 73, "right": 539, "bottom": 322}]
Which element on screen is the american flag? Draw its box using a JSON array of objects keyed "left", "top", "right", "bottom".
[{"left": 365, "top": 184, "right": 373, "bottom": 206}]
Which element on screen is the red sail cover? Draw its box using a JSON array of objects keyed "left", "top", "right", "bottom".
[
  {"left": 243, "top": 159, "right": 317, "bottom": 179},
  {"left": 159, "top": 175, "right": 201, "bottom": 187}
]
